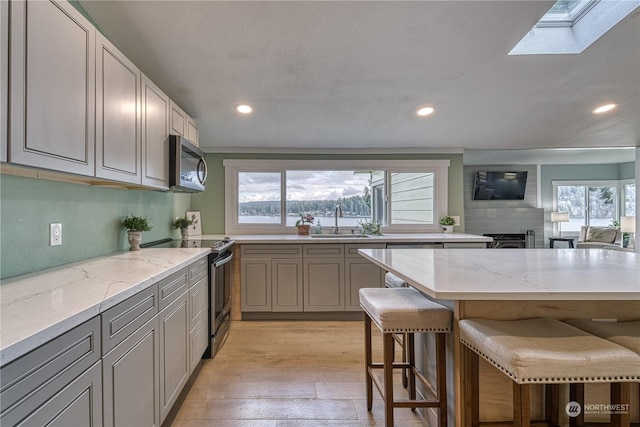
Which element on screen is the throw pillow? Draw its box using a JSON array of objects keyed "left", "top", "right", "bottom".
[{"left": 586, "top": 227, "right": 617, "bottom": 243}]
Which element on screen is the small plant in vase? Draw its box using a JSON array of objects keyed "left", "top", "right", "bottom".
[
  {"left": 121, "top": 213, "right": 152, "bottom": 251},
  {"left": 172, "top": 216, "right": 193, "bottom": 240},
  {"left": 295, "top": 213, "right": 314, "bottom": 235},
  {"left": 439, "top": 215, "right": 456, "bottom": 234}
]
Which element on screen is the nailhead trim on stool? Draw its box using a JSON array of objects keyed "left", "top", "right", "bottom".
[
  {"left": 459, "top": 318, "right": 640, "bottom": 427},
  {"left": 359, "top": 287, "right": 451, "bottom": 427}
]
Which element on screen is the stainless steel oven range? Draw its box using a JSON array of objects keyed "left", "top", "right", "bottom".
[{"left": 140, "top": 237, "right": 235, "bottom": 358}]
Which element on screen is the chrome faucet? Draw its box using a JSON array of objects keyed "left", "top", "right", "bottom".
[{"left": 334, "top": 205, "right": 343, "bottom": 234}]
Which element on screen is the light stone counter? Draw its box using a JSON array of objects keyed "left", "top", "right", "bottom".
[
  {"left": 0, "top": 248, "right": 211, "bottom": 366},
  {"left": 358, "top": 248, "right": 640, "bottom": 300},
  {"left": 199, "top": 232, "right": 493, "bottom": 244}
]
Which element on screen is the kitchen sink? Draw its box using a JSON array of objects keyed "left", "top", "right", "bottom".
[{"left": 310, "top": 234, "right": 369, "bottom": 238}]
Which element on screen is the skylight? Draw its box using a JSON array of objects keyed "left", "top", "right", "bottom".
[{"left": 509, "top": 0, "right": 640, "bottom": 55}]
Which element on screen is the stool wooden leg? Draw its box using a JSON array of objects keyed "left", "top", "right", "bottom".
[
  {"left": 407, "top": 332, "right": 416, "bottom": 402},
  {"left": 464, "top": 345, "right": 479, "bottom": 427},
  {"left": 610, "top": 382, "right": 630, "bottom": 427},
  {"left": 513, "top": 383, "right": 531, "bottom": 427},
  {"left": 569, "top": 384, "right": 585, "bottom": 427},
  {"left": 383, "top": 332, "right": 395, "bottom": 427},
  {"left": 401, "top": 333, "right": 408, "bottom": 388},
  {"left": 545, "top": 384, "right": 560, "bottom": 427},
  {"left": 365, "top": 315, "right": 373, "bottom": 411},
  {"left": 436, "top": 333, "right": 447, "bottom": 427}
]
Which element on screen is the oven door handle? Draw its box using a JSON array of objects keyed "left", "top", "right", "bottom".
[{"left": 213, "top": 251, "right": 234, "bottom": 268}]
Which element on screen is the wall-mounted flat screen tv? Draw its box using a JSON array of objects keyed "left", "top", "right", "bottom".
[{"left": 473, "top": 171, "right": 528, "bottom": 200}]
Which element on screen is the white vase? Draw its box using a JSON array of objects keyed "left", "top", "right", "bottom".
[
  {"left": 128, "top": 230, "right": 142, "bottom": 251},
  {"left": 442, "top": 226, "right": 454, "bottom": 234},
  {"left": 180, "top": 227, "right": 189, "bottom": 240}
]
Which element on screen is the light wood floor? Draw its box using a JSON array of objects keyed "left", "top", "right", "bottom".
[{"left": 164, "top": 320, "right": 430, "bottom": 427}]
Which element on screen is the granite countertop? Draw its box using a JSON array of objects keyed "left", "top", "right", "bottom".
[
  {"left": 359, "top": 248, "right": 640, "bottom": 301},
  {"left": 198, "top": 232, "right": 493, "bottom": 244},
  {"left": 0, "top": 248, "right": 211, "bottom": 367}
]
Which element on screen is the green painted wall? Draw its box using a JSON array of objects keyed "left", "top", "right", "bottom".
[
  {"left": 0, "top": 174, "right": 191, "bottom": 279},
  {"left": 190, "top": 152, "right": 465, "bottom": 233}
]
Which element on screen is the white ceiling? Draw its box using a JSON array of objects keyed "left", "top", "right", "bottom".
[{"left": 79, "top": 1, "right": 640, "bottom": 163}]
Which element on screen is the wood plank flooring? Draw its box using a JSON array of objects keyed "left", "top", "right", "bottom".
[{"left": 164, "top": 320, "right": 429, "bottom": 427}]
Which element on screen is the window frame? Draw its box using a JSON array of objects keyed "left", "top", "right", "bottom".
[{"left": 224, "top": 159, "right": 450, "bottom": 234}]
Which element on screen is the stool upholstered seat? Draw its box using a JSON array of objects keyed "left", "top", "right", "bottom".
[
  {"left": 460, "top": 317, "right": 640, "bottom": 427},
  {"left": 384, "top": 272, "right": 408, "bottom": 289},
  {"left": 359, "top": 287, "right": 451, "bottom": 334},
  {"left": 359, "top": 287, "right": 451, "bottom": 427},
  {"left": 565, "top": 319, "right": 640, "bottom": 354}
]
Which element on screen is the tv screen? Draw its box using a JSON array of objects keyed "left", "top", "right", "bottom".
[{"left": 473, "top": 171, "right": 528, "bottom": 200}]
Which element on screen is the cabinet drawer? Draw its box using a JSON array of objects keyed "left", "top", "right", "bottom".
[
  {"left": 158, "top": 268, "right": 188, "bottom": 310},
  {"left": 345, "top": 243, "right": 386, "bottom": 258},
  {"left": 303, "top": 244, "right": 344, "bottom": 258},
  {"left": 101, "top": 284, "right": 158, "bottom": 355},
  {"left": 0, "top": 317, "right": 100, "bottom": 420},
  {"left": 188, "top": 257, "right": 208, "bottom": 286},
  {"left": 241, "top": 244, "right": 302, "bottom": 258}
]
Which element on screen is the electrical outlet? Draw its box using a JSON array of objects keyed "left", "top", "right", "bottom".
[{"left": 50, "top": 223, "right": 62, "bottom": 246}]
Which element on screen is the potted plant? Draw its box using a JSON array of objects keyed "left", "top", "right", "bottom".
[
  {"left": 358, "top": 219, "right": 383, "bottom": 236},
  {"left": 172, "top": 216, "right": 193, "bottom": 240},
  {"left": 121, "top": 213, "right": 152, "bottom": 251},
  {"left": 439, "top": 215, "right": 456, "bottom": 234},
  {"left": 295, "top": 213, "right": 314, "bottom": 235}
]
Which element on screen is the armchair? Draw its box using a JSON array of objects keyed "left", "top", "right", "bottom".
[{"left": 575, "top": 226, "right": 622, "bottom": 249}]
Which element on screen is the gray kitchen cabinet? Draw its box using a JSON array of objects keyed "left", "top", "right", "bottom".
[
  {"left": 188, "top": 258, "right": 209, "bottom": 373},
  {"left": 0, "top": 317, "right": 101, "bottom": 427},
  {"left": 344, "top": 244, "right": 386, "bottom": 311},
  {"left": 303, "top": 245, "right": 345, "bottom": 311},
  {"left": 95, "top": 32, "right": 141, "bottom": 184},
  {"left": 170, "top": 100, "right": 187, "bottom": 137},
  {"left": 187, "top": 116, "right": 199, "bottom": 146},
  {"left": 1, "top": 0, "right": 7, "bottom": 163},
  {"left": 241, "top": 245, "right": 303, "bottom": 312},
  {"left": 158, "top": 268, "right": 188, "bottom": 311},
  {"left": 158, "top": 290, "right": 189, "bottom": 423},
  {"left": 102, "top": 315, "right": 160, "bottom": 427},
  {"left": 442, "top": 242, "right": 487, "bottom": 248},
  {"left": 9, "top": 0, "right": 95, "bottom": 176},
  {"left": 141, "top": 74, "right": 170, "bottom": 189}
]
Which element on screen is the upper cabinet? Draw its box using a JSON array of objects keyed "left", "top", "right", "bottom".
[
  {"left": 170, "top": 100, "right": 199, "bottom": 146},
  {"left": 141, "top": 74, "right": 170, "bottom": 189},
  {"left": 1, "top": 0, "right": 8, "bottom": 163},
  {"left": 95, "top": 33, "right": 142, "bottom": 184},
  {"left": 9, "top": 0, "right": 95, "bottom": 176}
]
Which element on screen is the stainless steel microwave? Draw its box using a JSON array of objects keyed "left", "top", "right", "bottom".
[{"left": 169, "top": 135, "right": 207, "bottom": 192}]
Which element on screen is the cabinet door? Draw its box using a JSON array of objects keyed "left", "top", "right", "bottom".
[
  {"left": 189, "top": 315, "right": 208, "bottom": 374},
  {"left": 14, "top": 361, "right": 103, "bottom": 427},
  {"left": 303, "top": 258, "right": 345, "bottom": 311},
  {"left": 141, "top": 74, "right": 169, "bottom": 189},
  {"left": 103, "top": 316, "right": 160, "bottom": 427},
  {"left": 240, "top": 258, "right": 272, "bottom": 311},
  {"left": 169, "top": 101, "right": 186, "bottom": 136},
  {"left": 345, "top": 258, "right": 385, "bottom": 311},
  {"left": 186, "top": 116, "right": 199, "bottom": 146},
  {"left": 9, "top": 0, "right": 95, "bottom": 175},
  {"left": 95, "top": 32, "right": 141, "bottom": 184},
  {"left": 1, "top": 0, "right": 7, "bottom": 163},
  {"left": 159, "top": 291, "right": 189, "bottom": 423},
  {"left": 272, "top": 258, "right": 303, "bottom": 312}
]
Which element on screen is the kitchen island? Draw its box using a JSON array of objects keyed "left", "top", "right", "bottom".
[{"left": 358, "top": 248, "right": 640, "bottom": 426}]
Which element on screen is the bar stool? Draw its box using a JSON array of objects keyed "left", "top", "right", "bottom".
[
  {"left": 384, "top": 272, "right": 410, "bottom": 387},
  {"left": 459, "top": 318, "right": 640, "bottom": 427},
  {"left": 359, "top": 287, "right": 451, "bottom": 427},
  {"left": 565, "top": 319, "right": 640, "bottom": 427}
]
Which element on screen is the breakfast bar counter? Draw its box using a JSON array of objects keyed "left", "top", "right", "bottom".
[{"left": 358, "top": 248, "right": 640, "bottom": 426}]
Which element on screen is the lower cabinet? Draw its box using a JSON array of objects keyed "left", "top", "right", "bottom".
[
  {"left": 159, "top": 291, "right": 190, "bottom": 423},
  {"left": 303, "top": 257, "right": 345, "bottom": 311},
  {"left": 272, "top": 258, "right": 303, "bottom": 311},
  {"left": 102, "top": 316, "right": 160, "bottom": 427}
]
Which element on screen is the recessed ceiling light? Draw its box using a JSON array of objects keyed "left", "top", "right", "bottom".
[
  {"left": 592, "top": 103, "right": 617, "bottom": 114},
  {"left": 235, "top": 104, "right": 253, "bottom": 114},
  {"left": 416, "top": 106, "right": 435, "bottom": 117}
]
